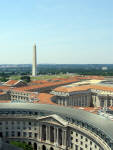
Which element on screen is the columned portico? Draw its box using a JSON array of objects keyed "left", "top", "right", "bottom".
[{"left": 40, "top": 124, "right": 66, "bottom": 148}]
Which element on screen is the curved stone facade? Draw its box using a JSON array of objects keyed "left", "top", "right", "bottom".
[{"left": 0, "top": 103, "right": 113, "bottom": 150}]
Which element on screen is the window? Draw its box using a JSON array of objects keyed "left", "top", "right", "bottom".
[
  {"left": 85, "top": 144, "right": 88, "bottom": 148},
  {"left": 35, "top": 112, "right": 37, "bottom": 115},
  {"left": 85, "top": 138, "right": 88, "bottom": 142},
  {"left": 0, "top": 132, "right": 3, "bottom": 137},
  {"left": 29, "top": 132, "right": 32, "bottom": 137},
  {"left": 34, "top": 122, "right": 37, "bottom": 126},
  {"left": 11, "top": 121, "right": 14, "bottom": 125},
  {"left": 5, "top": 132, "right": 8, "bottom": 137},
  {"left": 76, "top": 139, "right": 78, "bottom": 142},
  {"left": 75, "top": 145, "right": 78, "bottom": 150},
  {"left": 17, "top": 132, "right": 20, "bottom": 137},
  {"left": 90, "top": 141, "right": 92, "bottom": 145},
  {"left": 23, "top": 127, "right": 26, "bottom": 130},
  {"left": 17, "top": 127, "right": 20, "bottom": 129},
  {"left": 71, "top": 137, "right": 73, "bottom": 140},
  {"left": 17, "top": 121, "right": 20, "bottom": 124},
  {"left": 29, "top": 122, "right": 31, "bottom": 125},
  {"left": 34, "top": 133, "right": 37, "bottom": 138},
  {"left": 71, "top": 131, "right": 73, "bottom": 134},
  {"left": 11, "top": 131, "right": 15, "bottom": 137},
  {"left": 5, "top": 122, "right": 8, "bottom": 125},
  {"left": 23, "top": 132, "right": 26, "bottom": 137},
  {"left": 71, "top": 143, "right": 73, "bottom": 148},
  {"left": 81, "top": 136, "right": 83, "bottom": 139},
  {"left": 80, "top": 141, "right": 83, "bottom": 145},
  {"left": 76, "top": 133, "right": 78, "bottom": 136},
  {"left": 23, "top": 122, "right": 26, "bottom": 125}
]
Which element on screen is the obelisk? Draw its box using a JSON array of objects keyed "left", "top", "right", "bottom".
[{"left": 32, "top": 44, "right": 37, "bottom": 76}]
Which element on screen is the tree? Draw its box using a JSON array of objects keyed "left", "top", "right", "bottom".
[
  {"left": 20, "top": 76, "right": 31, "bottom": 83},
  {"left": 10, "top": 141, "right": 33, "bottom": 150},
  {"left": 0, "top": 77, "right": 8, "bottom": 82}
]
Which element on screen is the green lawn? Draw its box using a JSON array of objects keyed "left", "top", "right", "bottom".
[
  {"left": 10, "top": 75, "right": 21, "bottom": 80},
  {"left": 9, "top": 73, "right": 77, "bottom": 81},
  {"left": 31, "top": 74, "right": 76, "bottom": 80}
]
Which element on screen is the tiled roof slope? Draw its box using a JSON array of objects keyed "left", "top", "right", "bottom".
[
  {"left": 54, "top": 85, "right": 113, "bottom": 93},
  {"left": 14, "top": 78, "right": 79, "bottom": 91},
  {"left": 4, "top": 80, "right": 18, "bottom": 86},
  {"left": 37, "top": 93, "right": 55, "bottom": 105}
]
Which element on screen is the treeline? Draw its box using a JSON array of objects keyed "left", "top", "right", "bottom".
[{"left": 0, "top": 67, "right": 113, "bottom": 82}]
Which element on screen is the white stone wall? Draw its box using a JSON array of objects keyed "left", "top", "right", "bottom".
[{"left": 0, "top": 115, "right": 111, "bottom": 150}]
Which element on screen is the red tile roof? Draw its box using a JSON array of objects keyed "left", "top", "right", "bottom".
[
  {"left": 14, "top": 78, "right": 79, "bottom": 91},
  {"left": 0, "top": 86, "right": 10, "bottom": 90},
  {"left": 54, "top": 84, "right": 113, "bottom": 93},
  {"left": 76, "top": 76, "right": 104, "bottom": 80},
  {"left": 0, "top": 92, "right": 5, "bottom": 95},
  {"left": 35, "top": 93, "right": 55, "bottom": 105},
  {"left": 0, "top": 100, "right": 10, "bottom": 103},
  {"left": 30, "top": 80, "right": 49, "bottom": 84},
  {"left": 5, "top": 80, "right": 18, "bottom": 86}
]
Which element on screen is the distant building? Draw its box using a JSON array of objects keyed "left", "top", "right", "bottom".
[
  {"left": 51, "top": 84, "right": 113, "bottom": 107},
  {"left": 102, "top": 66, "right": 108, "bottom": 70}
]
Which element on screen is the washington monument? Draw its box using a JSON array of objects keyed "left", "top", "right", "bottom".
[{"left": 32, "top": 44, "right": 37, "bottom": 76}]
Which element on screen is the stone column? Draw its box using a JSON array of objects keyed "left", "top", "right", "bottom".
[
  {"left": 46, "top": 125, "right": 50, "bottom": 142},
  {"left": 39, "top": 124, "right": 42, "bottom": 140},
  {"left": 54, "top": 127, "right": 56, "bottom": 144},
  {"left": 46, "top": 125, "right": 48, "bottom": 141},
  {"left": 48, "top": 126, "right": 50, "bottom": 142},
  {"left": 104, "top": 99, "right": 106, "bottom": 107},
  {"left": 62, "top": 130, "right": 64, "bottom": 146},
  {"left": 64, "top": 130, "right": 67, "bottom": 146},
  {"left": 56, "top": 128, "right": 59, "bottom": 146},
  {"left": 41, "top": 125, "right": 42, "bottom": 141},
  {"left": 62, "top": 130, "right": 67, "bottom": 146}
]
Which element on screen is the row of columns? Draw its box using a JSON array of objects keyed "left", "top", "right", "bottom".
[
  {"left": 39, "top": 124, "right": 67, "bottom": 147},
  {"left": 57, "top": 95, "right": 90, "bottom": 107},
  {"left": 93, "top": 95, "right": 113, "bottom": 107}
]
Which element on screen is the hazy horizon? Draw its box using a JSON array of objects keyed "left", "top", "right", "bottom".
[{"left": 0, "top": 63, "right": 113, "bottom": 65}]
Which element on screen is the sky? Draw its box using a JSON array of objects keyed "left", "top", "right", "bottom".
[{"left": 0, "top": 0, "right": 113, "bottom": 64}]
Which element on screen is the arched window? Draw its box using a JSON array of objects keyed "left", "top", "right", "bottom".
[
  {"left": 34, "top": 143, "right": 37, "bottom": 150},
  {"left": 50, "top": 147, "right": 54, "bottom": 150},
  {"left": 42, "top": 145, "right": 46, "bottom": 150}
]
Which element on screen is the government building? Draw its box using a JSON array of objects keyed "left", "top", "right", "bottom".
[
  {"left": 51, "top": 81, "right": 113, "bottom": 108},
  {"left": 0, "top": 103, "right": 113, "bottom": 150}
]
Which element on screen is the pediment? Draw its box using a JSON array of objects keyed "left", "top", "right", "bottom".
[{"left": 38, "top": 114, "right": 68, "bottom": 126}]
